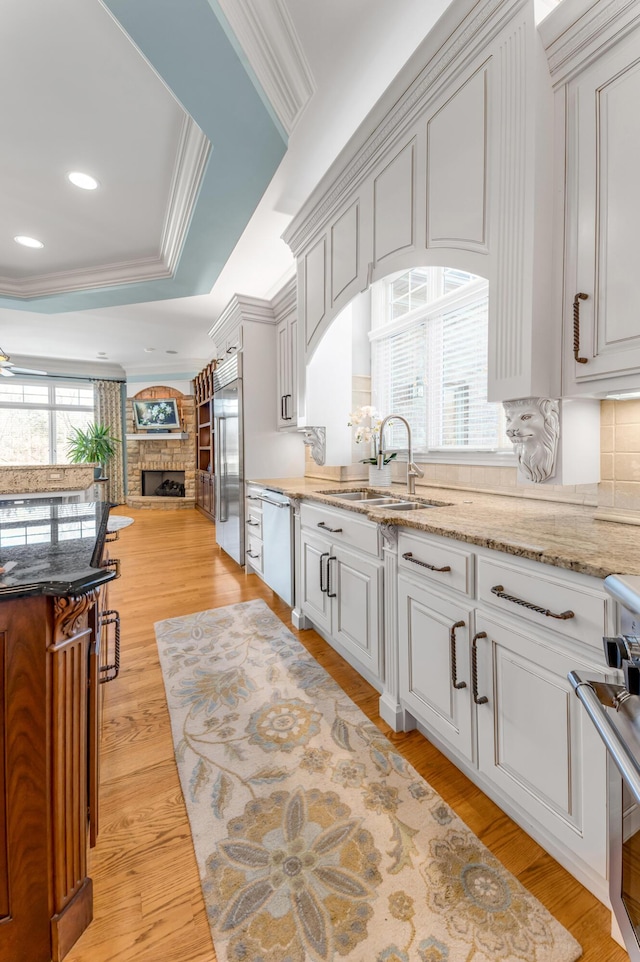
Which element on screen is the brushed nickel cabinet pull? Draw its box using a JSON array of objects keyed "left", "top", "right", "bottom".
[
  {"left": 573, "top": 292, "right": 589, "bottom": 364},
  {"left": 490, "top": 584, "right": 575, "bottom": 620},
  {"left": 402, "top": 551, "right": 450, "bottom": 573},
  {"left": 318, "top": 521, "right": 343, "bottom": 533},
  {"left": 450, "top": 620, "right": 467, "bottom": 690},
  {"left": 472, "top": 631, "right": 488, "bottom": 705}
]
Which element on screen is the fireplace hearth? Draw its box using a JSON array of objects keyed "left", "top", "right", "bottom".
[{"left": 142, "top": 470, "right": 185, "bottom": 498}]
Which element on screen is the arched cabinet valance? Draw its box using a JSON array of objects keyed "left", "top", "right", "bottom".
[{"left": 284, "top": 0, "right": 556, "bottom": 425}]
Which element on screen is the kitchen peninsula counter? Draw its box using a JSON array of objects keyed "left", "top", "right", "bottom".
[
  {"left": 0, "top": 499, "right": 116, "bottom": 598},
  {"left": 0, "top": 499, "right": 116, "bottom": 962},
  {"left": 249, "top": 477, "right": 640, "bottom": 579}
]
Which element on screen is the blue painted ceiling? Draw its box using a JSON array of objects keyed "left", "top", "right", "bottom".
[{"left": 0, "top": 0, "right": 287, "bottom": 314}]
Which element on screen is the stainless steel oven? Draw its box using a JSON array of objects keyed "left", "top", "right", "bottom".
[{"left": 570, "top": 574, "right": 640, "bottom": 960}]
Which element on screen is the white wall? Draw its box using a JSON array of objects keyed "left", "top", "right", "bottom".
[{"left": 306, "top": 303, "right": 353, "bottom": 465}]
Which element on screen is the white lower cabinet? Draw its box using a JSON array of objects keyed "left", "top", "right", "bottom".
[
  {"left": 398, "top": 576, "right": 474, "bottom": 762},
  {"left": 394, "top": 526, "right": 614, "bottom": 900},
  {"left": 299, "top": 506, "right": 383, "bottom": 687},
  {"left": 473, "top": 613, "right": 609, "bottom": 881}
]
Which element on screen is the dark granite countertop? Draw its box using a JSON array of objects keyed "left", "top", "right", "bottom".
[{"left": 0, "top": 500, "right": 116, "bottom": 599}]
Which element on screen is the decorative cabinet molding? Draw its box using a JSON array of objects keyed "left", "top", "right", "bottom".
[
  {"left": 427, "top": 66, "right": 488, "bottom": 252},
  {"left": 373, "top": 140, "right": 417, "bottom": 265},
  {"left": 284, "top": 0, "right": 558, "bottom": 401}
]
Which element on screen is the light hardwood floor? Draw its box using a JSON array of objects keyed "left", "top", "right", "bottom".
[{"left": 66, "top": 506, "right": 629, "bottom": 962}]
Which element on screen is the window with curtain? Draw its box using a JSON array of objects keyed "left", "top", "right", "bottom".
[
  {"left": 371, "top": 267, "right": 512, "bottom": 459},
  {"left": 0, "top": 378, "right": 95, "bottom": 465}
]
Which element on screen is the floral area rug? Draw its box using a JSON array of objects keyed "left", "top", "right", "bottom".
[{"left": 154, "top": 599, "right": 582, "bottom": 962}]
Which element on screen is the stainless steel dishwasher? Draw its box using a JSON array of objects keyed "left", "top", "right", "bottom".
[{"left": 259, "top": 489, "right": 293, "bottom": 606}]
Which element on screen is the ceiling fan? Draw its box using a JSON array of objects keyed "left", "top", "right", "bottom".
[{"left": 0, "top": 347, "right": 47, "bottom": 378}]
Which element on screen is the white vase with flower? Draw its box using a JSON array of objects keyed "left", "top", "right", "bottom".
[{"left": 348, "top": 405, "right": 396, "bottom": 487}]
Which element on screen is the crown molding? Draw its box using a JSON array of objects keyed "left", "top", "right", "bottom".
[
  {"left": 270, "top": 275, "right": 296, "bottom": 321},
  {"left": 208, "top": 294, "right": 275, "bottom": 341},
  {"left": 282, "top": 0, "right": 525, "bottom": 255},
  {"left": 0, "top": 116, "right": 210, "bottom": 299},
  {"left": 160, "top": 115, "right": 212, "bottom": 275},
  {"left": 540, "top": 0, "right": 640, "bottom": 81},
  {"left": 217, "top": 0, "right": 315, "bottom": 134}
]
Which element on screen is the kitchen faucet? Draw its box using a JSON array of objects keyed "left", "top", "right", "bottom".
[{"left": 377, "top": 414, "right": 424, "bottom": 495}]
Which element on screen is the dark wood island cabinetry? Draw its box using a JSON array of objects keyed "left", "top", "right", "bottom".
[{"left": 0, "top": 500, "right": 117, "bottom": 962}]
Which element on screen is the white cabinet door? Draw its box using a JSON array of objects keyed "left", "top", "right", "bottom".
[
  {"left": 398, "top": 576, "right": 474, "bottom": 761},
  {"left": 299, "top": 529, "right": 332, "bottom": 635},
  {"left": 276, "top": 318, "right": 290, "bottom": 429},
  {"left": 474, "top": 613, "right": 608, "bottom": 878},
  {"left": 276, "top": 314, "right": 299, "bottom": 429},
  {"left": 331, "top": 544, "right": 382, "bottom": 681},
  {"left": 565, "top": 28, "right": 640, "bottom": 390}
]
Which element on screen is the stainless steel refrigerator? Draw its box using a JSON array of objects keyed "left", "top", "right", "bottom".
[{"left": 213, "top": 355, "right": 243, "bottom": 564}]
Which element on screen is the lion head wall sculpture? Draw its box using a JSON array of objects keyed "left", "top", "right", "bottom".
[{"left": 502, "top": 397, "right": 560, "bottom": 483}]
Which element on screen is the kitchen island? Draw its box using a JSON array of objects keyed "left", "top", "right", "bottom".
[{"left": 0, "top": 500, "right": 116, "bottom": 962}]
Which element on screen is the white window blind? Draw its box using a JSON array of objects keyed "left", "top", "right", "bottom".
[{"left": 371, "top": 269, "right": 510, "bottom": 457}]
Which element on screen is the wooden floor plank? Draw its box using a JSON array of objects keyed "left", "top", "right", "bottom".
[{"left": 64, "top": 506, "right": 629, "bottom": 962}]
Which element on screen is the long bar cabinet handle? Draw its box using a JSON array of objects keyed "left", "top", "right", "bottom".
[
  {"left": 490, "top": 584, "right": 574, "bottom": 620},
  {"left": 450, "top": 621, "right": 467, "bottom": 689},
  {"left": 320, "top": 552, "right": 330, "bottom": 593},
  {"left": 284, "top": 394, "right": 292, "bottom": 420},
  {"left": 99, "top": 609, "right": 121, "bottom": 683},
  {"left": 327, "top": 556, "right": 337, "bottom": 598},
  {"left": 573, "top": 292, "right": 589, "bottom": 364},
  {"left": 402, "top": 551, "right": 450, "bottom": 572},
  {"left": 246, "top": 550, "right": 260, "bottom": 559},
  {"left": 318, "top": 522, "right": 343, "bottom": 533},
  {"left": 472, "top": 631, "right": 488, "bottom": 704}
]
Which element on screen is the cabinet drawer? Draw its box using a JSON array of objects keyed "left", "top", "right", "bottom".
[
  {"left": 245, "top": 510, "right": 263, "bottom": 538},
  {"left": 300, "top": 502, "right": 380, "bottom": 556},
  {"left": 246, "top": 536, "right": 263, "bottom": 574},
  {"left": 398, "top": 530, "right": 473, "bottom": 597},
  {"left": 477, "top": 555, "right": 609, "bottom": 649}
]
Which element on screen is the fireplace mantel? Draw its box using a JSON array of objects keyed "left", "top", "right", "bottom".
[{"left": 126, "top": 433, "right": 188, "bottom": 440}]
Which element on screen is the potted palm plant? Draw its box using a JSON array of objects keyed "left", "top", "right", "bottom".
[{"left": 67, "top": 422, "right": 120, "bottom": 479}]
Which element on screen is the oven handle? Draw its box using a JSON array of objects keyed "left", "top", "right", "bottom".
[{"left": 569, "top": 670, "right": 640, "bottom": 805}]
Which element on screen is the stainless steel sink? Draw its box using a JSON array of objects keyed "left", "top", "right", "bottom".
[
  {"left": 331, "top": 490, "right": 389, "bottom": 500},
  {"left": 382, "top": 501, "right": 425, "bottom": 510}
]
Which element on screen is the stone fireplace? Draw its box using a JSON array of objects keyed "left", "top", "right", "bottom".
[{"left": 125, "top": 386, "right": 196, "bottom": 510}]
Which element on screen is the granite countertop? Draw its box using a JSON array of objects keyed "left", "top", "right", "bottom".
[
  {"left": 249, "top": 477, "right": 640, "bottom": 580},
  {"left": 0, "top": 500, "right": 116, "bottom": 599}
]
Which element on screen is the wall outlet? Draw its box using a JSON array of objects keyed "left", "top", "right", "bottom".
[{"left": 49, "top": 473, "right": 61, "bottom": 480}]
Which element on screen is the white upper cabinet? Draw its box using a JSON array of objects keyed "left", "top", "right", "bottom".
[
  {"left": 284, "top": 0, "right": 559, "bottom": 404},
  {"left": 273, "top": 279, "right": 299, "bottom": 429},
  {"left": 543, "top": 0, "right": 640, "bottom": 395}
]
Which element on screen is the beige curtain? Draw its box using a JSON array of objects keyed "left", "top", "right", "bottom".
[{"left": 94, "top": 379, "right": 125, "bottom": 504}]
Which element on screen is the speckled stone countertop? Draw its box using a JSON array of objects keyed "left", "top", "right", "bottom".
[
  {"left": 249, "top": 477, "right": 640, "bottom": 580},
  {"left": 0, "top": 500, "right": 115, "bottom": 599}
]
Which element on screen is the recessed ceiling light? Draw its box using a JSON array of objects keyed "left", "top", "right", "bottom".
[
  {"left": 97, "top": 352, "right": 108, "bottom": 357},
  {"left": 143, "top": 347, "right": 155, "bottom": 353},
  {"left": 68, "top": 171, "right": 99, "bottom": 190},
  {"left": 166, "top": 350, "right": 178, "bottom": 354},
  {"left": 14, "top": 235, "right": 44, "bottom": 249}
]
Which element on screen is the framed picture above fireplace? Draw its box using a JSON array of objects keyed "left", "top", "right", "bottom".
[{"left": 133, "top": 398, "right": 180, "bottom": 431}]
